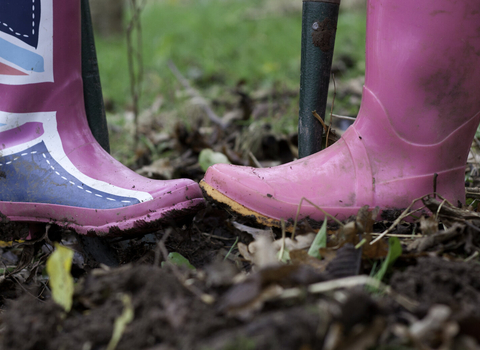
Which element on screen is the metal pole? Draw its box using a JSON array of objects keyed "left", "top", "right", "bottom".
[
  {"left": 298, "top": 0, "right": 340, "bottom": 158},
  {"left": 81, "top": 0, "right": 111, "bottom": 154},
  {"left": 79, "top": 0, "right": 119, "bottom": 267}
]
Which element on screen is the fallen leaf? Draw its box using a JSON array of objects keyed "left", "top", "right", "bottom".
[
  {"left": 162, "top": 252, "right": 196, "bottom": 270},
  {"left": 290, "top": 249, "right": 331, "bottom": 272},
  {"left": 419, "top": 215, "right": 439, "bottom": 235},
  {"left": 46, "top": 243, "right": 74, "bottom": 312},
  {"left": 198, "top": 148, "right": 231, "bottom": 171}
]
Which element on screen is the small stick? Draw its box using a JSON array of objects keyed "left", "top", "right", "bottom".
[
  {"left": 465, "top": 187, "right": 480, "bottom": 200},
  {"left": 370, "top": 196, "right": 427, "bottom": 245},
  {"left": 464, "top": 251, "right": 479, "bottom": 262},
  {"left": 291, "top": 197, "right": 344, "bottom": 240},
  {"left": 326, "top": 73, "right": 337, "bottom": 148},
  {"left": 313, "top": 110, "right": 328, "bottom": 132},
  {"left": 201, "top": 232, "right": 237, "bottom": 241},
  {"left": 157, "top": 236, "right": 215, "bottom": 304},
  {"left": 248, "top": 151, "right": 263, "bottom": 168},
  {"left": 435, "top": 199, "right": 447, "bottom": 221},
  {"left": 331, "top": 114, "right": 356, "bottom": 121},
  {"left": 279, "top": 219, "right": 286, "bottom": 261},
  {"left": 371, "top": 233, "right": 423, "bottom": 238},
  {"left": 279, "top": 275, "right": 418, "bottom": 312}
]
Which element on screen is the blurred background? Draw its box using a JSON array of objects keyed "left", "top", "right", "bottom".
[{"left": 88, "top": 0, "right": 367, "bottom": 178}]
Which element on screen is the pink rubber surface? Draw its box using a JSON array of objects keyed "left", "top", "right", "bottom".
[
  {"left": 202, "top": 0, "right": 480, "bottom": 223},
  {"left": 0, "top": 0, "right": 204, "bottom": 235}
]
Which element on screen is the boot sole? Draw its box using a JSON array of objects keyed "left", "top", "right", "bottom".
[
  {"left": 200, "top": 180, "right": 421, "bottom": 230},
  {"left": 0, "top": 198, "right": 205, "bottom": 237},
  {"left": 200, "top": 180, "right": 298, "bottom": 231}
]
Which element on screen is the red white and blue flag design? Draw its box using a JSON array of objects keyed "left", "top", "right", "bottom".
[{"left": 0, "top": 0, "right": 53, "bottom": 85}]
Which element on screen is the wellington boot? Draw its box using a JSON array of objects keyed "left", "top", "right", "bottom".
[
  {"left": 0, "top": 0, "right": 204, "bottom": 236},
  {"left": 200, "top": 0, "right": 480, "bottom": 228}
]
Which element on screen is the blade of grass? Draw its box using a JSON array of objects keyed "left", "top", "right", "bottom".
[
  {"left": 373, "top": 237, "right": 402, "bottom": 282},
  {"left": 224, "top": 236, "right": 239, "bottom": 261},
  {"left": 308, "top": 220, "right": 327, "bottom": 259}
]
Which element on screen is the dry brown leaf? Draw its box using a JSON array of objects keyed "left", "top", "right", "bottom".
[
  {"left": 407, "top": 223, "right": 464, "bottom": 252},
  {"left": 362, "top": 234, "right": 389, "bottom": 259},
  {"left": 419, "top": 215, "right": 439, "bottom": 235},
  {"left": 289, "top": 249, "right": 331, "bottom": 273}
]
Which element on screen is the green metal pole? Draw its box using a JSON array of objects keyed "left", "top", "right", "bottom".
[
  {"left": 81, "top": 0, "right": 111, "bottom": 154},
  {"left": 298, "top": 0, "right": 340, "bottom": 158},
  {"left": 79, "top": 0, "right": 119, "bottom": 267}
]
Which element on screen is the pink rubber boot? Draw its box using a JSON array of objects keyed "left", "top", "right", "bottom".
[
  {"left": 0, "top": 0, "right": 204, "bottom": 236},
  {"left": 201, "top": 0, "right": 480, "bottom": 228}
]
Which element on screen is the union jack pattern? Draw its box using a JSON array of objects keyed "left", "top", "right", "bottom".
[{"left": 0, "top": 0, "right": 53, "bottom": 85}]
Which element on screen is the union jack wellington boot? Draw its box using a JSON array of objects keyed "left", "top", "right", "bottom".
[
  {"left": 0, "top": 0, "right": 204, "bottom": 236},
  {"left": 201, "top": 0, "right": 480, "bottom": 229}
]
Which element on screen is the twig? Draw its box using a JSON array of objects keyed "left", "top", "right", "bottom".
[
  {"left": 331, "top": 114, "right": 356, "bottom": 121},
  {"left": 10, "top": 274, "right": 46, "bottom": 303},
  {"left": 326, "top": 73, "right": 337, "bottom": 148},
  {"left": 370, "top": 196, "right": 428, "bottom": 245},
  {"left": 248, "top": 151, "right": 263, "bottom": 168},
  {"left": 200, "top": 232, "right": 237, "bottom": 241},
  {"left": 313, "top": 110, "right": 328, "bottom": 132},
  {"left": 466, "top": 187, "right": 480, "bottom": 200},
  {"left": 126, "top": 0, "right": 146, "bottom": 149},
  {"left": 371, "top": 233, "right": 423, "bottom": 238},
  {"left": 157, "top": 235, "right": 215, "bottom": 304},
  {"left": 280, "top": 275, "right": 418, "bottom": 312},
  {"left": 464, "top": 251, "right": 479, "bottom": 262},
  {"left": 291, "top": 197, "right": 344, "bottom": 240},
  {"left": 423, "top": 195, "right": 480, "bottom": 220},
  {"left": 154, "top": 229, "right": 171, "bottom": 267},
  {"left": 168, "top": 60, "right": 228, "bottom": 130},
  {"left": 312, "top": 110, "right": 339, "bottom": 146},
  {"left": 278, "top": 219, "right": 286, "bottom": 261},
  {"left": 435, "top": 199, "right": 447, "bottom": 221},
  {"left": 474, "top": 137, "right": 480, "bottom": 150}
]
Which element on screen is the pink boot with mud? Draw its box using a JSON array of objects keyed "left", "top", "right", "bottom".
[
  {"left": 201, "top": 0, "right": 480, "bottom": 229},
  {"left": 0, "top": 0, "right": 204, "bottom": 236}
]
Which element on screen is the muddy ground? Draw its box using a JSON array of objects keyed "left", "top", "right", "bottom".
[{"left": 1, "top": 84, "right": 480, "bottom": 350}]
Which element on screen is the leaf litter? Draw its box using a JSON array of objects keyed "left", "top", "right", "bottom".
[{"left": 2, "top": 78, "right": 480, "bottom": 349}]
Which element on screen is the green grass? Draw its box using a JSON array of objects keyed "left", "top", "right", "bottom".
[
  {"left": 95, "top": 0, "right": 366, "bottom": 111},
  {"left": 93, "top": 0, "right": 366, "bottom": 164}
]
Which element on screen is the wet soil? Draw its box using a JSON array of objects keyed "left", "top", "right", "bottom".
[{"left": 391, "top": 257, "right": 480, "bottom": 318}]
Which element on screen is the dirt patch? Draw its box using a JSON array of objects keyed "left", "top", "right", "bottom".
[
  {"left": 0, "top": 213, "right": 30, "bottom": 242},
  {"left": 1, "top": 263, "right": 388, "bottom": 350},
  {"left": 391, "top": 257, "right": 480, "bottom": 318},
  {"left": 1, "top": 265, "right": 227, "bottom": 350},
  {"left": 1, "top": 220, "right": 480, "bottom": 349}
]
